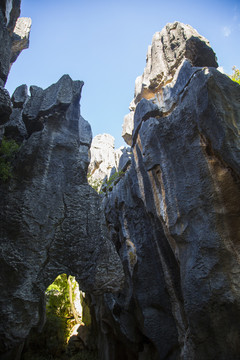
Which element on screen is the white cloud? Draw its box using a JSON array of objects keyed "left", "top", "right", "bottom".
[{"left": 223, "top": 26, "right": 231, "bottom": 37}]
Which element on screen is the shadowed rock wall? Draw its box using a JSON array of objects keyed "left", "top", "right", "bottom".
[
  {"left": 1, "top": 4, "right": 240, "bottom": 359},
  {"left": 93, "top": 23, "right": 240, "bottom": 360},
  {"left": 0, "top": 76, "right": 124, "bottom": 358}
]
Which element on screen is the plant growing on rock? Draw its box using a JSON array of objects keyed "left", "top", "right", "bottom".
[
  {"left": 0, "top": 137, "right": 19, "bottom": 181},
  {"left": 230, "top": 66, "right": 240, "bottom": 85},
  {"left": 101, "top": 170, "right": 125, "bottom": 193}
]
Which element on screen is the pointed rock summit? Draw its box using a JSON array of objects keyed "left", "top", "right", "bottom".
[{"left": 122, "top": 21, "right": 218, "bottom": 145}]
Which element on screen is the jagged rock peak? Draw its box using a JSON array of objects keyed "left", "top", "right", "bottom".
[
  {"left": 133, "top": 21, "right": 218, "bottom": 106},
  {"left": 122, "top": 21, "right": 218, "bottom": 145},
  {"left": 23, "top": 74, "right": 84, "bottom": 136}
]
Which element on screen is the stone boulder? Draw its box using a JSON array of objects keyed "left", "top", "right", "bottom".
[
  {"left": 93, "top": 24, "right": 240, "bottom": 360},
  {"left": 0, "top": 75, "right": 124, "bottom": 359}
]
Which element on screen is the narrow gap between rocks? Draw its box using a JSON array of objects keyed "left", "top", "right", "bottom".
[{"left": 21, "top": 274, "right": 98, "bottom": 360}]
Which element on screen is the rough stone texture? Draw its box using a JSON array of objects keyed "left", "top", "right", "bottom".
[
  {"left": 11, "top": 84, "right": 28, "bottom": 108},
  {"left": 0, "top": 86, "right": 12, "bottom": 125},
  {"left": 0, "top": 0, "right": 30, "bottom": 87},
  {"left": 88, "top": 133, "right": 123, "bottom": 188},
  {"left": 10, "top": 17, "right": 31, "bottom": 65},
  {"left": 3, "top": 107, "right": 27, "bottom": 142},
  {"left": 0, "top": 75, "right": 124, "bottom": 358},
  {"left": 93, "top": 25, "right": 240, "bottom": 360},
  {"left": 118, "top": 147, "right": 132, "bottom": 172},
  {"left": 122, "top": 21, "right": 218, "bottom": 145},
  {"left": 0, "top": 0, "right": 20, "bottom": 86},
  {"left": 122, "top": 111, "right": 134, "bottom": 146}
]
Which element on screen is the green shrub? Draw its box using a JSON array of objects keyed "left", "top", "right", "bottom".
[
  {"left": 46, "top": 274, "right": 72, "bottom": 319},
  {"left": 230, "top": 66, "right": 240, "bottom": 85},
  {"left": 101, "top": 170, "right": 124, "bottom": 193},
  {"left": 0, "top": 137, "right": 19, "bottom": 181}
]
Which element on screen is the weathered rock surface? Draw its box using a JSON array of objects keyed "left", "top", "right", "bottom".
[
  {"left": 92, "top": 24, "right": 240, "bottom": 360},
  {"left": 122, "top": 111, "right": 134, "bottom": 146},
  {"left": 88, "top": 133, "right": 123, "bottom": 189},
  {"left": 0, "top": 75, "right": 124, "bottom": 358},
  {"left": 122, "top": 21, "right": 218, "bottom": 145},
  {"left": 10, "top": 17, "right": 31, "bottom": 65},
  {"left": 0, "top": 0, "right": 31, "bottom": 87},
  {"left": 3, "top": 84, "right": 28, "bottom": 142},
  {"left": 11, "top": 84, "right": 28, "bottom": 108},
  {"left": 0, "top": 86, "right": 12, "bottom": 125}
]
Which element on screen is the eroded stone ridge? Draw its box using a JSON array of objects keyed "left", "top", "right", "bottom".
[
  {"left": 94, "top": 25, "right": 240, "bottom": 360},
  {"left": 88, "top": 133, "right": 122, "bottom": 185},
  {"left": 0, "top": 75, "right": 124, "bottom": 358},
  {"left": 122, "top": 21, "right": 218, "bottom": 145}
]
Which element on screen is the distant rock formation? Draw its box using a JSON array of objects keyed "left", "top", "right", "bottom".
[
  {"left": 88, "top": 133, "right": 122, "bottom": 188},
  {"left": 122, "top": 21, "right": 218, "bottom": 145},
  {"left": 93, "top": 22, "right": 240, "bottom": 360}
]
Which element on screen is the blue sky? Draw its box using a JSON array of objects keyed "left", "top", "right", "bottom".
[{"left": 6, "top": 0, "right": 240, "bottom": 148}]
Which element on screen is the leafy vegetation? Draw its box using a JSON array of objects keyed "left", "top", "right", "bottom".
[
  {"left": 22, "top": 274, "right": 98, "bottom": 360},
  {"left": 103, "top": 170, "right": 124, "bottom": 192},
  {"left": 88, "top": 169, "right": 125, "bottom": 194},
  {"left": 0, "top": 137, "right": 19, "bottom": 182},
  {"left": 230, "top": 66, "right": 240, "bottom": 85},
  {"left": 46, "top": 274, "right": 75, "bottom": 319}
]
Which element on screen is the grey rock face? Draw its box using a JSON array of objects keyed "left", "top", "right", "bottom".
[
  {"left": 122, "top": 21, "right": 218, "bottom": 145},
  {"left": 0, "top": 75, "right": 124, "bottom": 357},
  {"left": 4, "top": 107, "right": 27, "bottom": 142},
  {"left": 93, "top": 25, "right": 240, "bottom": 360},
  {"left": 0, "top": 1, "right": 30, "bottom": 86},
  {"left": 0, "top": 86, "right": 12, "bottom": 125},
  {"left": 122, "top": 111, "right": 134, "bottom": 146},
  {"left": 88, "top": 133, "right": 123, "bottom": 190},
  {"left": 118, "top": 147, "right": 132, "bottom": 172},
  {"left": 11, "top": 84, "right": 28, "bottom": 108}
]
